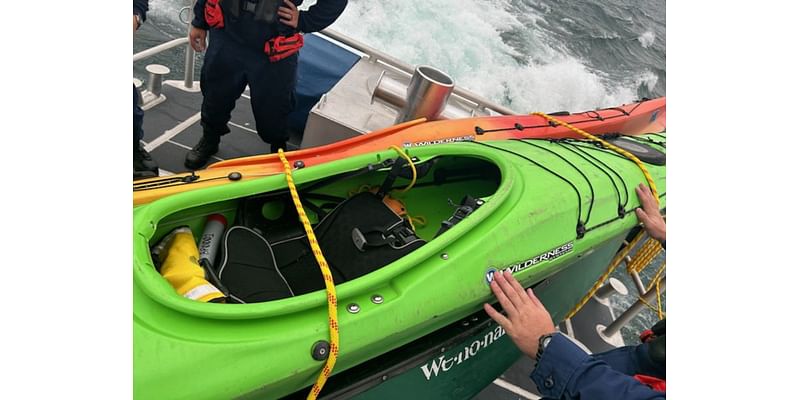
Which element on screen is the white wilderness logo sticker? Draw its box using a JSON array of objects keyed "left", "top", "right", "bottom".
[
  {"left": 403, "top": 135, "right": 476, "bottom": 148},
  {"left": 485, "top": 241, "right": 574, "bottom": 284}
]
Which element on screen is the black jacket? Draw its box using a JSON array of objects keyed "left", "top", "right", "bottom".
[{"left": 192, "top": 0, "right": 347, "bottom": 51}]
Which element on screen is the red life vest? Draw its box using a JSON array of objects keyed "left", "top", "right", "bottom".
[
  {"left": 203, "top": 0, "right": 304, "bottom": 61},
  {"left": 633, "top": 374, "right": 666, "bottom": 392},
  {"left": 205, "top": 0, "right": 225, "bottom": 28},
  {"left": 635, "top": 320, "right": 666, "bottom": 392}
]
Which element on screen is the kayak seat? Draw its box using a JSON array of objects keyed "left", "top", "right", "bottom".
[
  {"left": 217, "top": 226, "right": 296, "bottom": 303},
  {"left": 221, "top": 192, "right": 427, "bottom": 302},
  {"left": 313, "top": 192, "right": 426, "bottom": 281},
  {"left": 268, "top": 192, "right": 426, "bottom": 297}
]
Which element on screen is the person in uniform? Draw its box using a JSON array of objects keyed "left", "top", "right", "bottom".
[
  {"left": 134, "top": 0, "right": 159, "bottom": 177},
  {"left": 185, "top": 0, "right": 348, "bottom": 170}
]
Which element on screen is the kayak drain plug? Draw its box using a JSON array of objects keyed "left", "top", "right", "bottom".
[{"left": 311, "top": 341, "right": 330, "bottom": 361}]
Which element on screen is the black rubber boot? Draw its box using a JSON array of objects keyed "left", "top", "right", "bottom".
[
  {"left": 134, "top": 142, "right": 159, "bottom": 174},
  {"left": 185, "top": 136, "right": 220, "bottom": 170}
]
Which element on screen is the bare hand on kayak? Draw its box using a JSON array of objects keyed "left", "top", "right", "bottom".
[
  {"left": 635, "top": 183, "right": 666, "bottom": 243},
  {"left": 278, "top": 0, "right": 299, "bottom": 28},
  {"left": 483, "top": 270, "right": 556, "bottom": 359},
  {"left": 190, "top": 26, "right": 208, "bottom": 52}
]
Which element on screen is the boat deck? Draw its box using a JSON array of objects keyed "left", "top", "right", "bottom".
[{"left": 139, "top": 81, "right": 305, "bottom": 176}]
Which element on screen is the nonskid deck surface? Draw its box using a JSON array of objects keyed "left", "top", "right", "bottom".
[{"left": 139, "top": 82, "right": 303, "bottom": 176}]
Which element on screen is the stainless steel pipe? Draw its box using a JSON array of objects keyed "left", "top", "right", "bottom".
[{"left": 396, "top": 65, "right": 455, "bottom": 123}]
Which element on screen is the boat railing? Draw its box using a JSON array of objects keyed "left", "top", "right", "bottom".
[
  {"left": 321, "top": 30, "right": 515, "bottom": 115},
  {"left": 134, "top": 0, "right": 197, "bottom": 102}
]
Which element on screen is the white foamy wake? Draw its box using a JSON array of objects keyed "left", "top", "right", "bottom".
[
  {"left": 638, "top": 31, "right": 655, "bottom": 48},
  {"left": 149, "top": 0, "right": 644, "bottom": 112},
  {"left": 328, "top": 0, "right": 639, "bottom": 112},
  {"left": 634, "top": 70, "right": 659, "bottom": 92}
]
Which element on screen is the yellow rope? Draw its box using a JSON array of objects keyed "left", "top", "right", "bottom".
[
  {"left": 626, "top": 238, "right": 663, "bottom": 274},
  {"left": 655, "top": 276, "right": 664, "bottom": 320},
  {"left": 637, "top": 261, "right": 667, "bottom": 319},
  {"left": 565, "top": 230, "right": 647, "bottom": 319},
  {"left": 531, "top": 112, "right": 660, "bottom": 205},
  {"left": 638, "top": 296, "right": 661, "bottom": 314},
  {"left": 277, "top": 150, "right": 339, "bottom": 400},
  {"left": 405, "top": 215, "right": 428, "bottom": 233},
  {"left": 645, "top": 260, "right": 666, "bottom": 293},
  {"left": 389, "top": 145, "right": 417, "bottom": 193}
]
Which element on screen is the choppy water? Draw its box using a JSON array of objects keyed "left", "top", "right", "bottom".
[{"left": 134, "top": 0, "right": 666, "bottom": 343}]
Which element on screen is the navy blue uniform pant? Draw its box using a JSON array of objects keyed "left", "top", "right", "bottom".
[
  {"left": 200, "top": 30, "right": 297, "bottom": 145},
  {"left": 134, "top": 84, "right": 144, "bottom": 147}
]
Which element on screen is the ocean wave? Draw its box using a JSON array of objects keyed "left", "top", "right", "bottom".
[
  {"left": 331, "top": 0, "right": 639, "bottom": 111},
  {"left": 638, "top": 31, "right": 656, "bottom": 48},
  {"left": 634, "top": 70, "right": 659, "bottom": 92}
]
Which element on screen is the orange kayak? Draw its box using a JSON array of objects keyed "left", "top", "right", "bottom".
[{"left": 133, "top": 97, "right": 665, "bottom": 206}]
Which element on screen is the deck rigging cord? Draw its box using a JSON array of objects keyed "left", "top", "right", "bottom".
[
  {"left": 555, "top": 140, "right": 629, "bottom": 211},
  {"left": 471, "top": 101, "right": 643, "bottom": 136},
  {"left": 277, "top": 149, "right": 339, "bottom": 400},
  {"left": 470, "top": 141, "right": 588, "bottom": 237},
  {"left": 514, "top": 139, "right": 597, "bottom": 224},
  {"left": 532, "top": 112, "right": 660, "bottom": 204},
  {"left": 536, "top": 110, "right": 665, "bottom": 319}
]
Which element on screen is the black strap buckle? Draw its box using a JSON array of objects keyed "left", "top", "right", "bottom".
[{"left": 243, "top": 0, "right": 258, "bottom": 13}]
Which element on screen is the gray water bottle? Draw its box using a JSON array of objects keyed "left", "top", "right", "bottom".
[{"left": 198, "top": 214, "right": 228, "bottom": 269}]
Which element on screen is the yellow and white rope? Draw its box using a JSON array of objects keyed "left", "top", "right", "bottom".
[
  {"left": 277, "top": 150, "right": 339, "bottom": 400},
  {"left": 565, "top": 230, "right": 647, "bottom": 319}
]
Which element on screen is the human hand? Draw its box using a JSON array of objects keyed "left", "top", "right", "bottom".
[
  {"left": 133, "top": 15, "right": 139, "bottom": 33},
  {"left": 278, "top": 0, "right": 299, "bottom": 29},
  {"left": 634, "top": 183, "right": 666, "bottom": 243},
  {"left": 189, "top": 26, "right": 208, "bottom": 52},
  {"left": 483, "top": 270, "right": 556, "bottom": 359}
]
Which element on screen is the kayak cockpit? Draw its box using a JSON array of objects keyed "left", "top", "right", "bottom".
[{"left": 140, "top": 153, "right": 502, "bottom": 307}]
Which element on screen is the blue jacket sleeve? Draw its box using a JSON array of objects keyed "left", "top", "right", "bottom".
[
  {"left": 297, "top": 0, "right": 348, "bottom": 33},
  {"left": 192, "top": 0, "right": 210, "bottom": 29},
  {"left": 133, "top": 0, "right": 149, "bottom": 23},
  {"left": 530, "top": 333, "right": 665, "bottom": 400}
]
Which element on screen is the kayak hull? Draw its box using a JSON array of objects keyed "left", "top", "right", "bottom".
[{"left": 134, "top": 134, "right": 666, "bottom": 399}]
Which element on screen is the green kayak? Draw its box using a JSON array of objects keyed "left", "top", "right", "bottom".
[{"left": 133, "top": 134, "right": 667, "bottom": 399}]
